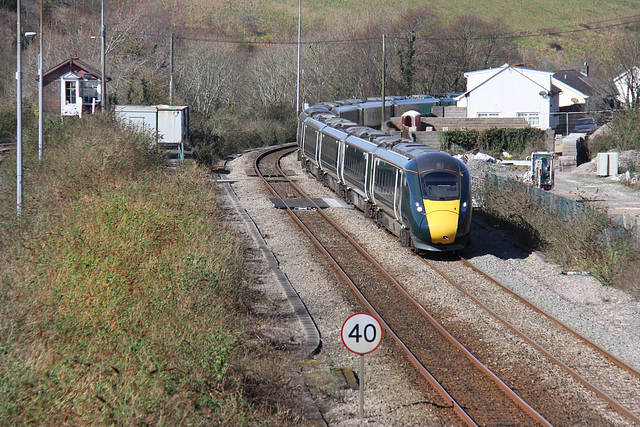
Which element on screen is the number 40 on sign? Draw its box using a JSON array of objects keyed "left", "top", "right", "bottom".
[
  {"left": 341, "top": 313, "right": 383, "bottom": 419},
  {"left": 341, "top": 312, "right": 383, "bottom": 355}
]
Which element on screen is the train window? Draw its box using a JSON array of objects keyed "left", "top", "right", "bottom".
[
  {"left": 420, "top": 171, "right": 459, "bottom": 201},
  {"left": 344, "top": 145, "right": 366, "bottom": 184},
  {"left": 320, "top": 134, "right": 339, "bottom": 170},
  {"left": 304, "top": 125, "right": 317, "bottom": 156},
  {"left": 373, "top": 160, "right": 396, "bottom": 205}
]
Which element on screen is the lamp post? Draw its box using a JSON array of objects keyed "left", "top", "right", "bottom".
[
  {"left": 90, "top": 1, "right": 107, "bottom": 109},
  {"left": 38, "top": 0, "right": 43, "bottom": 164},
  {"left": 100, "top": 0, "right": 106, "bottom": 110},
  {"left": 296, "top": 0, "right": 301, "bottom": 114},
  {"left": 16, "top": 0, "right": 23, "bottom": 218},
  {"left": 16, "top": 0, "right": 35, "bottom": 218}
]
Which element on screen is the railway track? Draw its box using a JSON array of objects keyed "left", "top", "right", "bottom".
[
  {"left": 253, "top": 144, "right": 640, "bottom": 425},
  {"left": 422, "top": 255, "right": 640, "bottom": 424},
  {"left": 255, "top": 144, "right": 551, "bottom": 425}
]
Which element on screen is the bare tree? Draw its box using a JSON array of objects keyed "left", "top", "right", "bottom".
[
  {"left": 390, "top": 7, "right": 438, "bottom": 95},
  {"left": 608, "top": 24, "right": 640, "bottom": 108},
  {"left": 175, "top": 41, "right": 245, "bottom": 116},
  {"left": 420, "top": 14, "right": 517, "bottom": 94},
  {"left": 246, "top": 44, "right": 297, "bottom": 109}
]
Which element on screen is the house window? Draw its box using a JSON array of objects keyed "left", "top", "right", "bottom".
[
  {"left": 517, "top": 112, "right": 540, "bottom": 126},
  {"left": 477, "top": 112, "right": 499, "bottom": 118},
  {"left": 65, "top": 81, "right": 77, "bottom": 104}
]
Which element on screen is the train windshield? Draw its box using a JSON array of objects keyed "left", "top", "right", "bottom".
[{"left": 420, "top": 171, "right": 459, "bottom": 201}]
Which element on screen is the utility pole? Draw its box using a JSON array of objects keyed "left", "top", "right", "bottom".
[
  {"left": 381, "top": 34, "right": 386, "bottom": 126},
  {"left": 38, "top": 0, "right": 43, "bottom": 164},
  {"left": 169, "top": 33, "right": 174, "bottom": 104},
  {"left": 16, "top": 0, "right": 23, "bottom": 218},
  {"left": 296, "top": 0, "right": 301, "bottom": 114},
  {"left": 100, "top": 0, "right": 106, "bottom": 110}
]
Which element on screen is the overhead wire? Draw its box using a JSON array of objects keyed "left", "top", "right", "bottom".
[{"left": 132, "top": 13, "right": 640, "bottom": 46}]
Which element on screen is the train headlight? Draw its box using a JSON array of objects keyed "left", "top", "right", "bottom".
[{"left": 415, "top": 201, "right": 423, "bottom": 213}]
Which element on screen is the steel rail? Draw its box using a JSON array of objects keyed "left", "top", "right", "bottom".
[
  {"left": 438, "top": 256, "right": 640, "bottom": 424},
  {"left": 252, "top": 144, "right": 552, "bottom": 426},
  {"left": 460, "top": 256, "right": 640, "bottom": 379},
  {"left": 253, "top": 146, "right": 477, "bottom": 425}
]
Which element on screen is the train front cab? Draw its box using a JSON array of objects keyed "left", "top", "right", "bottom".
[{"left": 405, "top": 153, "right": 471, "bottom": 252}]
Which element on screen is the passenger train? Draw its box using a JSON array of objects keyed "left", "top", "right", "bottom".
[{"left": 297, "top": 96, "right": 472, "bottom": 252}]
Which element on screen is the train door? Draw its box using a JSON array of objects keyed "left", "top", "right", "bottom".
[
  {"left": 337, "top": 140, "right": 345, "bottom": 184},
  {"left": 297, "top": 120, "right": 304, "bottom": 150},
  {"left": 365, "top": 153, "right": 373, "bottom": 201},
  {"left": 316, "top": 132, "right": 323, "bottom": 169},
  {"left": 393, "top": 170, "right": 405, "bottom": 222}
]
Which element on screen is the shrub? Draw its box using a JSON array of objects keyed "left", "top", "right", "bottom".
[
  {"left": 478, "top": 173, "right": 638, "bottom": 287},
  {"left": 441, "top": 127, "right": 546, "bottom": 157},
  {"left": 589, "top": 108, "right": 640, "bottom": 155},
  {"left": 190, "top": 108, "right": 297, "bottom": 165},
  {"left": 0, "top": 113, "right": 301, "bottom": 425}
]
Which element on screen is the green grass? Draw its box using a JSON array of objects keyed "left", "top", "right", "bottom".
[
  {"left": 170, "top": 0, "right": 639, "bottom": 64},
  {"left": 182, "top": 0, "right": 640, "bottom": 34},
  {"left": 0, "top": 114, "right": 300, "bottom": 425}
]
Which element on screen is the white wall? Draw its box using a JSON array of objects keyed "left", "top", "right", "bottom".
[{"left": 463, "top": 65, "right": 555, "bottom": 129}]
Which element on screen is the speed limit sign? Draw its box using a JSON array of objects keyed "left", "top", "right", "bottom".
[{"left": 341, "top": 312, "right": 383, "bottom": 355}]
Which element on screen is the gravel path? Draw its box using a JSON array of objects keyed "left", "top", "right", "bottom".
[{"left": 219, "top": 148, "right": 640, "bottom": 425}]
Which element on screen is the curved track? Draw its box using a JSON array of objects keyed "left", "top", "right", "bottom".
[{"left": 254, "top": 144, "right": 552, "bottom": 426}]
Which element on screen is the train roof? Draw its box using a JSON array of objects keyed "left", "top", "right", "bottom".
[
  {"left": 392, "top": 97, "right": 439, "bottom": 105},
  {"left": 331, "top": 104, "right": 359, "bottom": 114},
  {"left": 324, "top": 117, "right": 359, "bottom": 129},
  {"left": 346, "top": 126, "right": 388, "bottom": 141},
  {"left": 300, "top": 97, "right": 465, "bottom": 166}
]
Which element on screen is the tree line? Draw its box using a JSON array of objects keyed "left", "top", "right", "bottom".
[{"left": 2, "top": 0, "right": 640, "bottom": 160}]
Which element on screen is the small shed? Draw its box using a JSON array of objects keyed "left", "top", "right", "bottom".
[
  {"left": 41, "top": 57, "right": 110, "bottom": 117},
  {"left": 115, "top": 104, "right": 189, "bottom": 164}
]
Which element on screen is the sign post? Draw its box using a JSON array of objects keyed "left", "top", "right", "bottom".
[{"left": 341, "top": 313, "right": 383, "bottom": 418}]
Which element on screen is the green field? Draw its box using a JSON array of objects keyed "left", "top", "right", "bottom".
[
  {"left": 171, "top": 0, "right": 640, "bottom": 62},
  {"left": 181, "top": 0, "right": 640, "bottom": 33}
]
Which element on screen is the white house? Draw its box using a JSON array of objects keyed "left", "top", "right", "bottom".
[
  {"left": 455, "top": 63, "right": 560, "bottom": 130},
  {"left": 612, "top": 66, "right": 640, "bottom": 107}
]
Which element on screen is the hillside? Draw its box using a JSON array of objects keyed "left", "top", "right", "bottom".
[
  {"left": 170, "top": 0, "right": 639, "bottom": 48},
  {"left": 2, "top": 0, "right": 639, "bottom": 162}
]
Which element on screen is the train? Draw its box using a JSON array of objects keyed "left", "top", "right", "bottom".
[{"left": 296, "top": 95, "right": 472, "bottom": 252}]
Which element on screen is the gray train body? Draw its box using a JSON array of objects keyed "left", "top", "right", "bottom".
[{"left": 297, "top": 96, "right": 472, "bottom": 252}]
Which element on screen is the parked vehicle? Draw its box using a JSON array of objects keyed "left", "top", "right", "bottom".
[{"left": 574, "top": 117, "right": 597, "bottom": 133}]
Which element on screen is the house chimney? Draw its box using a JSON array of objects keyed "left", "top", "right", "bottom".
[{"left": 581, "top": 62, "right": 589, "bottom": 77}]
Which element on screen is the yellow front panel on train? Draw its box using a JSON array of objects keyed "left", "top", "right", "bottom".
[{"left": 424, "top": 200, "right": 459, "bottom": 244}]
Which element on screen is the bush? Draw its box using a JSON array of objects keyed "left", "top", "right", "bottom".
[
  {"left": 589, "top": 108, "right": 640, "bottom": 156},
  {"left": 190, "top": 108, "right": 297, "bottom": 165},
  {"left": 441, "top": 127, "right": 546, "bottom": 157},
  {"left": 0, "top": 113, "right": 301, "bottom": 425},
  {"left": 440, "top": 129, "right": 479, "bottom": 152},
  {"left": 478, "top": 174, "right": 638, "bottom": 286}
]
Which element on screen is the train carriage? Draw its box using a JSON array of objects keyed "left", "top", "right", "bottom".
[{"left": 298, "top": 97, "right": 472, "bottom": 252}]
